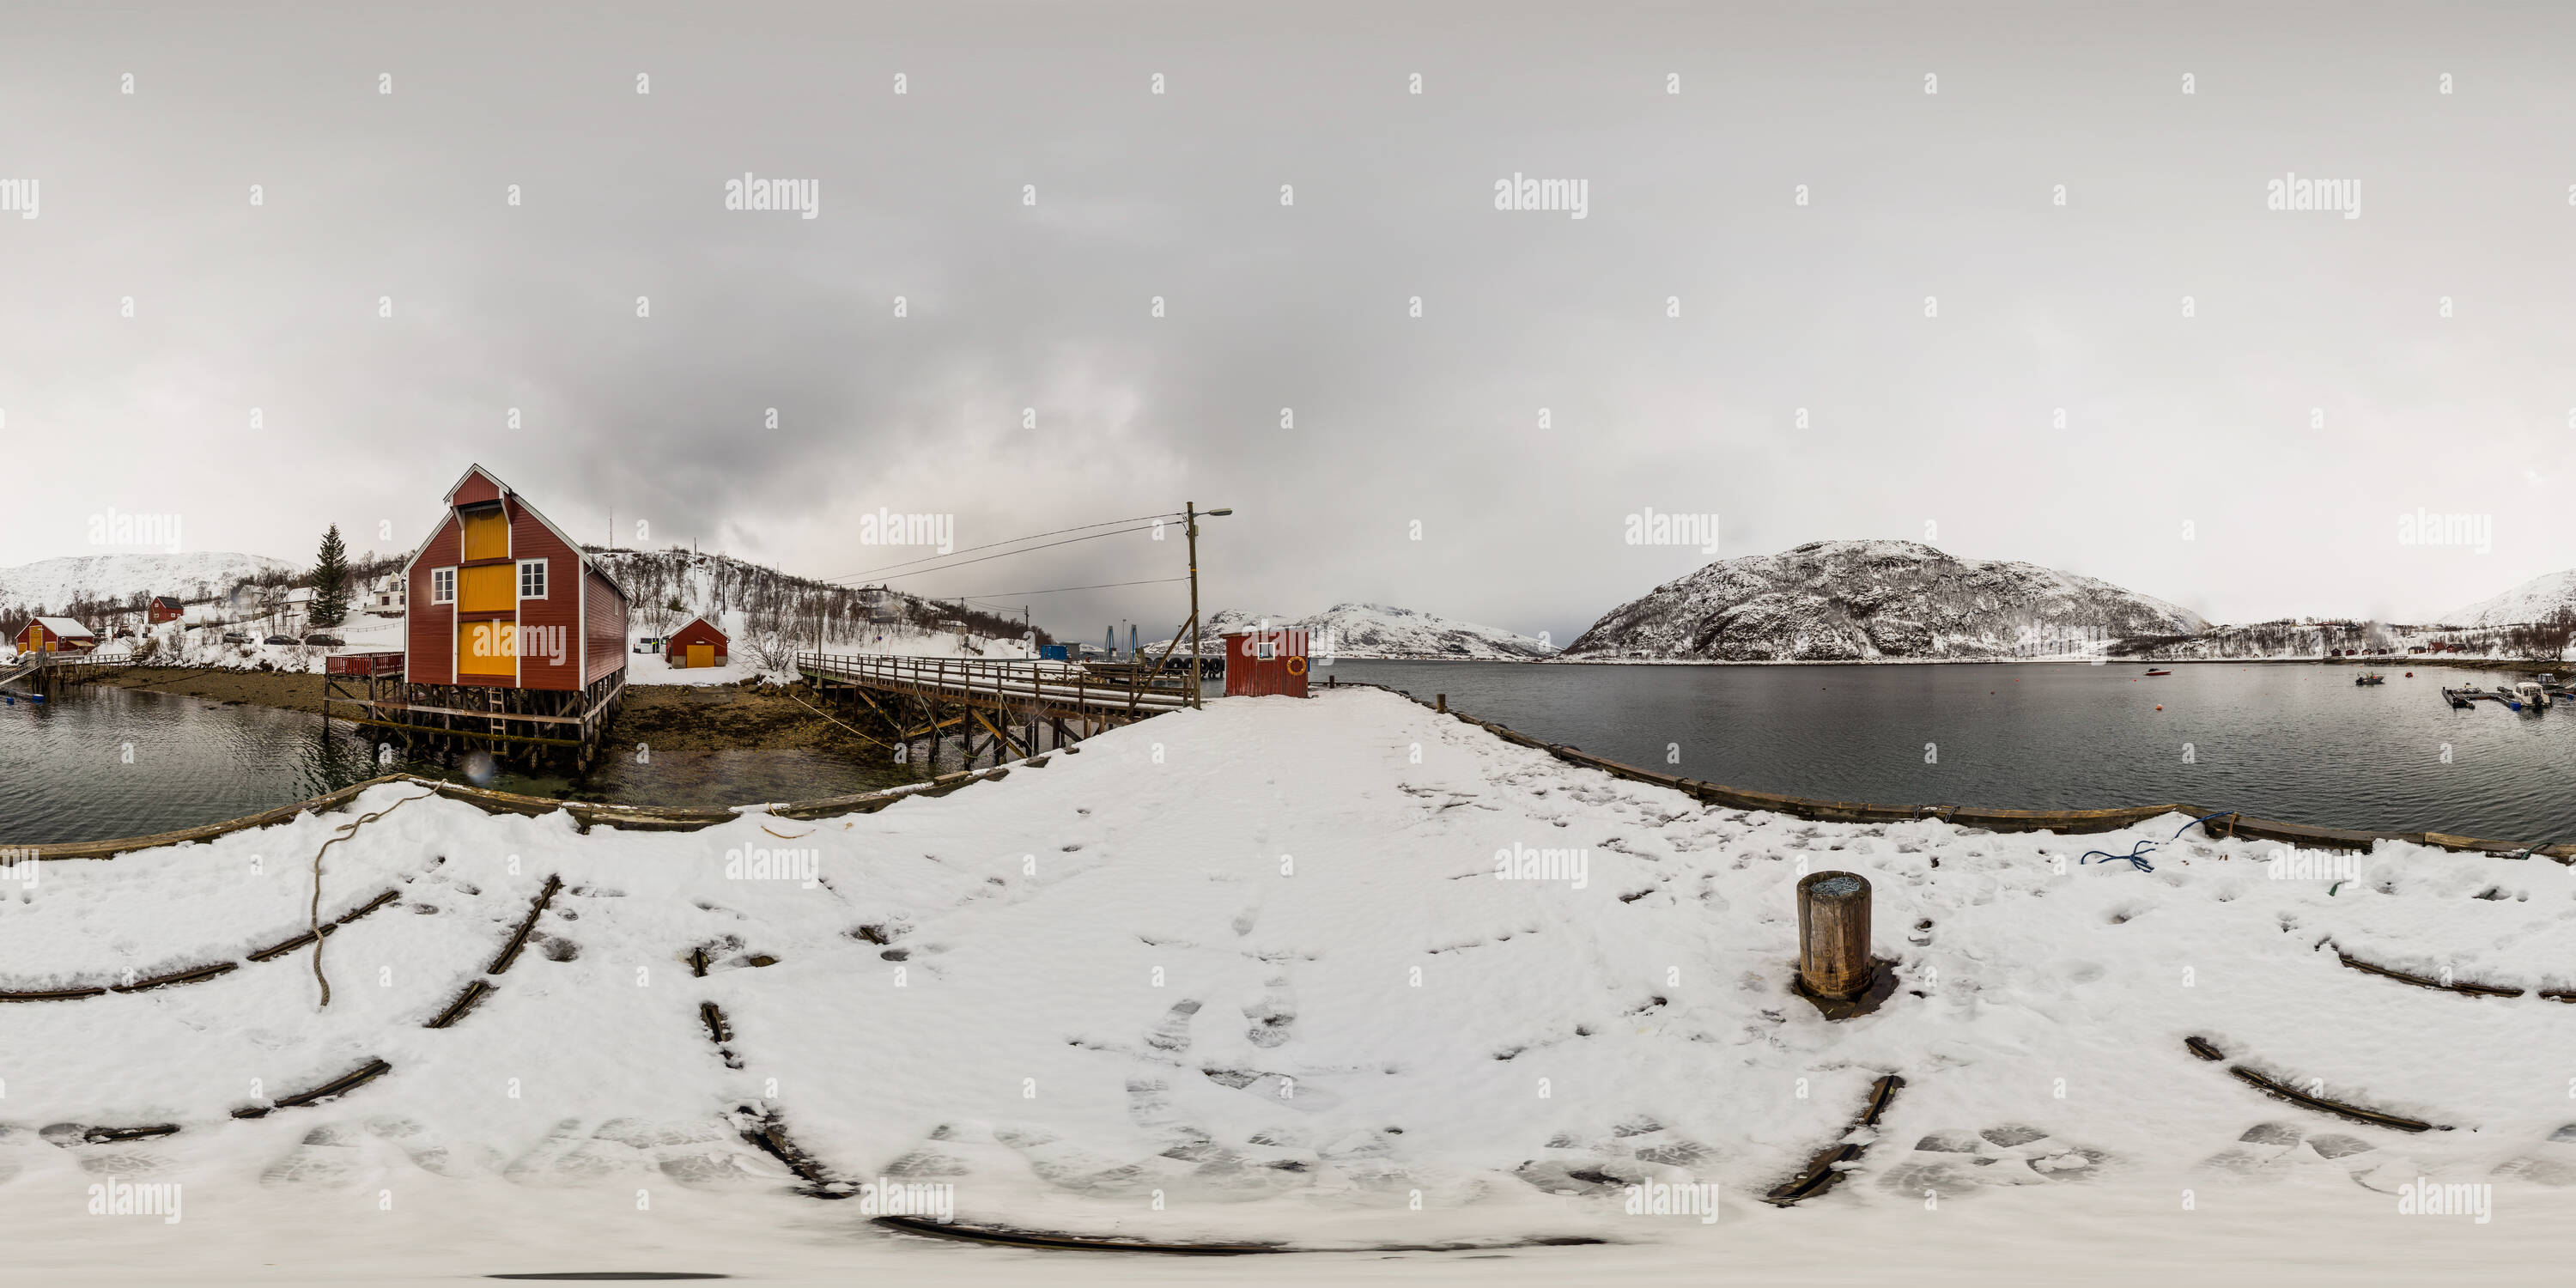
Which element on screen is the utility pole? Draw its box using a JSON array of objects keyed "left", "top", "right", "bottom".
[
  {"left": 1180, "top": 504, "right": 1233, "bottom": 708},
  {"left": 1186, "top": 501, "right": 1201, "bottom": 708}
]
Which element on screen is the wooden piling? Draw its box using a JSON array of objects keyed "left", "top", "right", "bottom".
[{"left": 1795, "top": 871, "right": 1873, "bottom": 999}]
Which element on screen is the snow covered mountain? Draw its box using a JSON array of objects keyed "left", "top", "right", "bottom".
[
  {"left": 1564, "top": 540, "right": 2208, "bottom": 661},
  {"left": 2439, "top": 568, "right": 2576, "bottom": 628},
  {"left": 1151, "top": 603, "right": 1557, "bottom": 659},
  {"left": 0, "top": 551, "right": 294, "bottom": 613}
]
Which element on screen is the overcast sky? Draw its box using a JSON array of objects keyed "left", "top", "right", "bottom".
[{"left": 3, "top": 1, "right": 2570, "bottom": 643}]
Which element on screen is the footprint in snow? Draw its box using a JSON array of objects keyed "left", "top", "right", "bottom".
[
  {"left": 364, "top": 1115, "right": 503, "bottom": 1179},
  {"left": 1144, "top": 999, "right": 1201, "bottom": 1054},
  {"left": 1516, "top": 1119, "right": 1720, "bottom": 1196},
  {"left": 2490, "top": 1124, "right": 2576, "bottom": 1188},
  {"left": 502, "top": 1116, "right": 777, "bottom": 1188},
  {"left": 1201, "top": 1066, "right": 1342, "bottom": 1113},
  {"left": 260, "top": 1122, "right": 369, "bottom": 1188},
  {"left": 35, "top": 1124, "right": 177, "bottom": 1178},
  {"left": 2193, "top": 1121, "right": 2421, "bottom": 1192},
  {"left": 1878, "top": 1125, "right": 2111, "bottom": 1199},
  {"left": 0, "top": 1122, "right": 51, "bottom": 1186},
  {"left": 1243, "top": 976, "right": 1298, "bottom": 1049}
]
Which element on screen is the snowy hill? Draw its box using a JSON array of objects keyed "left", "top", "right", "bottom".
[
  {"left": 2439, "top": 568, "right": 2576, "bottom": 628},
  {"left": 589, "top": 548, "right": 1036, "bottom": 679},
  {"left": 1565, "top": 540, "right": 2208, "bottom": 661},
  {"left": 1152, "top": 603, "right": 1557, "bottom": 659},
  {"left": 0, "top": 551, "right": 293, "bottom": 614}
]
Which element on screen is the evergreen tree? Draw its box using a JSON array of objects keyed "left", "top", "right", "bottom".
[{"left": 311, "top": 525, "right": 350, "bottom": 629}]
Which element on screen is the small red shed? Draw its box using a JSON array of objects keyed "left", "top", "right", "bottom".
[
  {"left": 148, "top": 596, "right": 184, "bottom": 624},
  {"left": 1223, "top": 628, "right": 1310, "bottom": 698},
  {"left": 16, "top": 617, "right": 97, "bottom": 654},
  {"left": 665, "top": 617, "right": 729, "bottom": 669}
]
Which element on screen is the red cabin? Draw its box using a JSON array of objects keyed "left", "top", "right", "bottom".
[
  {"left": 1223, "top": 628, "right": 1310, "bottom": 698},
  {"left": 401, "top": 465, "right": 628, "bottom": 692},
  {"left": 665, "top": 617, "right": 729, "bottom": 669},
  {"left": 148, "top": 596, "right": 184, "bottom": 624},
  {"left": 15, "top": 617, "right": 97, "bottom": 654}
]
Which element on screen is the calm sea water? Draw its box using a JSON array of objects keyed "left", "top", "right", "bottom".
[
  {"left": 9, "top": 663, "right": 2571, "bottom": 846},
  {"left": 1326, "top": 659, "right": 2576, "bottom": 843},
  {"left": 0, "top": 684, "right": 915, "bottom": 845}
]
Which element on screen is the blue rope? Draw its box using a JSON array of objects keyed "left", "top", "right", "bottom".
[{"left": 2078, "top": 811, "right": 2239, "bottom": 874}]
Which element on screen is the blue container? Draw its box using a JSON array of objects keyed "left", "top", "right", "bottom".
[{"left": 1039, "top": 644, "right": 1071, "bottom": 661}]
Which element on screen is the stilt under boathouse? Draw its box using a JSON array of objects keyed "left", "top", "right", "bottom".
[{"left": 323, "top": 464, "right": 628, "bottom": 768}]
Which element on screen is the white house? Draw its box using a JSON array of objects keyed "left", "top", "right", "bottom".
[
  {"left": 366, "top": 574, "right": 407, "bottom": 616},
  {"left": 279, "top": 586, "right": 317, "bottom": 635}
]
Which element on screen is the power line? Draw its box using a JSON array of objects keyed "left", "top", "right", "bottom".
[
  {"left": 833, "top": 522, "right": 1169, "bottom": 585},
  {"left": 820, "top": 512, "right": 1182, "bottom": 584},
  {"left": 949, "top": 576, "right": 1188, "bottom": 600}
]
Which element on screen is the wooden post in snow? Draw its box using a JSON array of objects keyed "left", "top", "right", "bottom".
[{"left": 1795, "top": 871, "right": 1874, "bottom": 999}]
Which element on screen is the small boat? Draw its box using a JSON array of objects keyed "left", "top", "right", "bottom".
[
  {"left": 2442, "top": 688, "right": 2472, "bottom": 708},
  {"left": 2143, "top": 669, "right": 2171, "bottom": 677},
  {"left": 2516, "top": 680, "right": 2549, "bottom": 710},
  {"left": 2355, "top": 673, "right": 2385, "bottom": 686}
]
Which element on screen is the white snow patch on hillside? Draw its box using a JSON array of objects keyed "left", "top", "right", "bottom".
[
  {"left": 1153, "top": 603, "right": 1555, "bottom": 659},
  {"left": 1569, "top": 540, "right": 2208, "bottom": 662},
  {"left": 2441, "top": 568, "right": 2576, "bottom": 628},
  {"left": 0, "top": 552, "right": 293, "bottom": 613}
]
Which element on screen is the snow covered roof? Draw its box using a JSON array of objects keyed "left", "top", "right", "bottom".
[{"left": 33, "top": 617, "right": 94, "bottom": 637}]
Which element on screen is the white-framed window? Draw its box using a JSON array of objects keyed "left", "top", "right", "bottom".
[
  {"left": 1252, "top": 640, "right": 1276, "bottom": 660},
  {"left": 430, "top": 567, "right": 456, "bottom": 605},
  {"left": 518, "top": 558, "right": 548, "bottom": 599}
]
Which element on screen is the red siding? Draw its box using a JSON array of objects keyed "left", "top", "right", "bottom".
[
  {"left": 1223, "top": 629, "right": 1309, "bottom": 698},
  {"left": 407, "top": 519, "right": 461, "bottom": 685},
  {"left": 404, "top": 466, "right": 625, "bottom": 694},
  {"left": 586, "top": 568, "right": 627, "bottom": 685},
  {"left": 511, "top": 503, "right": 580, "bottom": 692},
  {"left": 665, "top": 617, "right": 728, "bottom": 662}
]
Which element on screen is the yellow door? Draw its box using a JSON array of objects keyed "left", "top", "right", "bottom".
[
  {"left": 458, "top": 564, "right": 514, "bottom": 613},
  {"left": 459, "top": 510, "right": 510, "bottom": 562},
  {"left": 459, "top": 620, "right": 515, "bottom": 677},
  {"left": 688, "top": 643, "right": 712, "bottom": 669}
]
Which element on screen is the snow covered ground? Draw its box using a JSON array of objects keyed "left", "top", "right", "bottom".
[{"left": 3, "top": 688, "right": 2572, "bottom": 1284}]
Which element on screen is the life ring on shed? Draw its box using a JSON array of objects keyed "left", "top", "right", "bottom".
[{"left": 1285, "top": 655, "right": 1308, "bottom": 676}]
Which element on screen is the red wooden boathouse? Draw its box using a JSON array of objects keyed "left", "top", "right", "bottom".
[
  {"left": 665, "top": 616, "right": 729, "bottom": 669},
  {"left": 324, "top": 465, "right": 628, "bottom": 764}
]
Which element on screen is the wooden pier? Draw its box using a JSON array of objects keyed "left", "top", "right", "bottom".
[
  {"left": 2, "top": 649, "right": 128, "bottom": 693},
  {"left": 323, "top": 651, "right": 626, "bottom": 768},
  {"left": 794, "top": 652, "right": 1192, "bottom": 765}
]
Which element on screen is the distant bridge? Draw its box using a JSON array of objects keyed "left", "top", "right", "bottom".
[{"left": 793, "top": 652, "right": 1200, "bottom": 766}]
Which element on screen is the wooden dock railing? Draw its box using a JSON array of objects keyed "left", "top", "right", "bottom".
[{"left": 794, "top": 651, "right": 1194, "bottom": 722}]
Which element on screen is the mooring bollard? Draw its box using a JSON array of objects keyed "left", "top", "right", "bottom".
[
  {"left": 1436, "top": 693, "right": 1446, "bottom": 713},
  {"left": 1796, "top": 871, "right": 1874, "bottom": 999}
]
